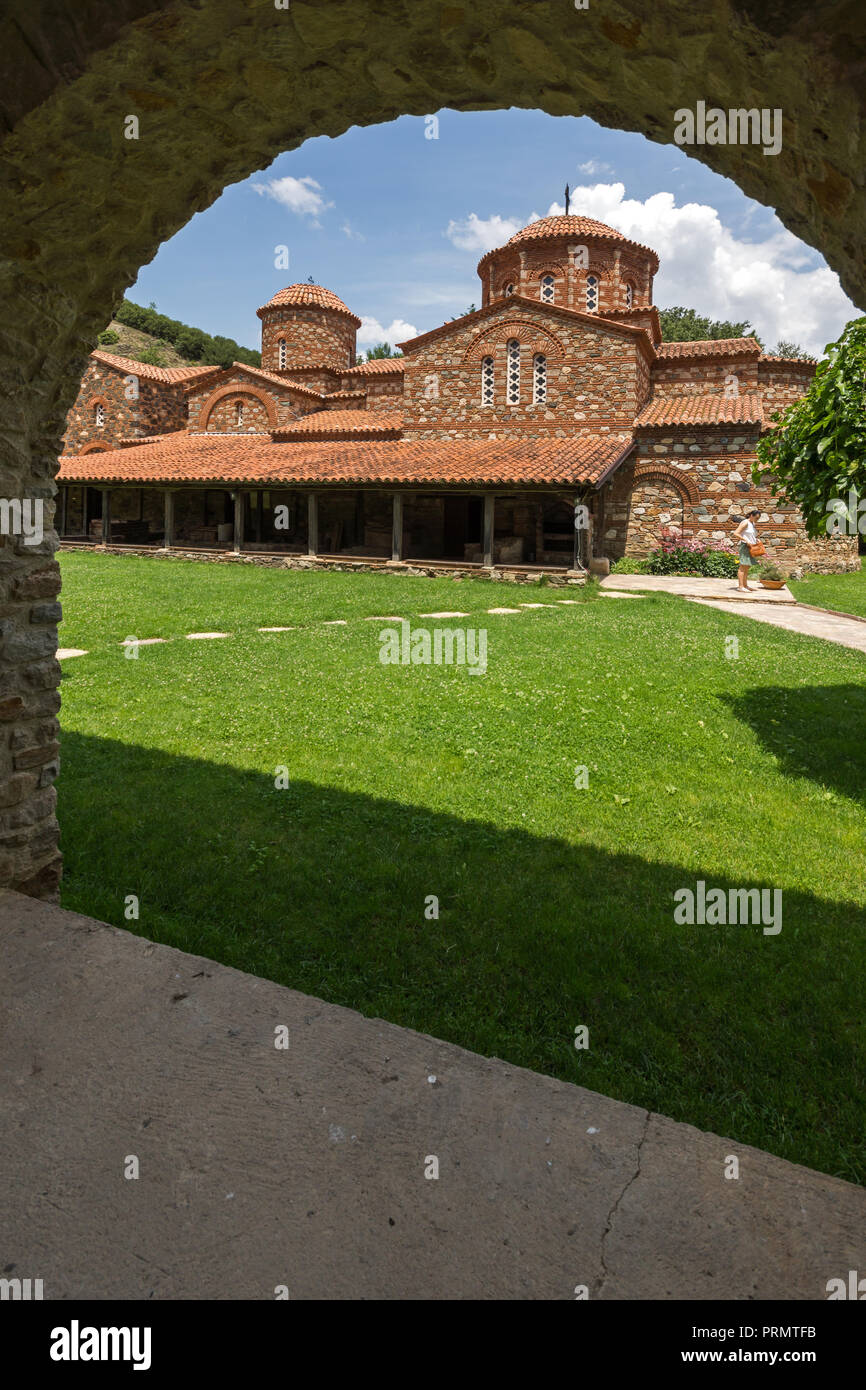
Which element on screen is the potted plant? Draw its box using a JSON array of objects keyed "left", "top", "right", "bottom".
[{"left": 758, "top": 561, "right": 787, "bottom": 590}]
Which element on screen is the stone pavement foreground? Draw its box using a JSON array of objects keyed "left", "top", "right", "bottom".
[
  {"left": 1, "top": 892, "right": 863, "bottom": 1300},
  {"left": 602, "top": 574, "right": 797, "bottom": 603}
]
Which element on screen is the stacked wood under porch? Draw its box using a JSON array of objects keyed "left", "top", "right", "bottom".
[{"left": 58, "top": 486, "right": 595, "bottom": 569}]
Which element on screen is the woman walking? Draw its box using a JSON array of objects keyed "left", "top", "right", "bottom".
[{"left": 734, "top": 509, "right": 762, "bottom": 592}]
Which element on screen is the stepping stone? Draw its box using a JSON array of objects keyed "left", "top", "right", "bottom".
[
  {"left": 57, "top": 648, "right": 87, "bottom": 660},
  {"left": 519, "top": 603, "right": 556, "bottom": 609},
  {"left": 119, "top": 637, "right": 167, "bottom": 646},
  {"left": 600, "top": 591, "right": 643, "bottom": 599},
  {"left": 556, "top": 600, "right": 581, "bottom": 605},
  {"left": 364, "top": 616, "right": 403, "bottom": 622},
  {"left": 323, "top": 619, "right": 348, "bottom": 625},
  {"left": 258, "top": 626, "right": 295, "bottom": 633},
  {"left": 487, "top": 607, "right": 521, "bottom": 615},
  {"left": 419, "top": 612, "right": 468, "bottom": 618},
  {"left": 186, "top": 632, "right": 229, "bottom": 640}
]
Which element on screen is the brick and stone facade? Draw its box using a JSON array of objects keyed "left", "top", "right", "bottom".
[{"left": 59, "top": 219, "right": 858, "bottom": 577}]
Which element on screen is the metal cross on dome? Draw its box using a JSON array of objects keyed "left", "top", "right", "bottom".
[{"left": 565, "top": 184, "right": 571, "bottom": 216}]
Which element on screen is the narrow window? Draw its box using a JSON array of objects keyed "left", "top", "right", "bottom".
[
  {"left": 278, "top": 337, "right": 287, "bottom": 369},
  {"left": 585, "top": 275, "right": 599, "bottom": 313},
  {"left": 235, "top": 400, "right": 244, "bottom": 427},
  {"left": 504, "top": 282, "right": 515, "bottom": 297},
  {"left": 481, "top": 355, "right": 494, "bottom": 406},
  {"left": 94, "top": 403, "right": 105, "bottom": 428},
  {"left": 625, "top": 282, "right": 634, "bottom": 309},
  {"left": 533, "top": 353, "right": 547, "bottom": 404},
  {"left": 540, "top": 274, "right": 554, "bottom": 304},
  {"left": 506, "top": 339, "right": 521, "bottom": 404}
]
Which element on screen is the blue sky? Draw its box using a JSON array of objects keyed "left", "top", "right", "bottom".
[{"left": 129, "top": 109, "right": 857, "bottom": 358}]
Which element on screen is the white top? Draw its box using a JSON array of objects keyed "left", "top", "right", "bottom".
[{"left": 740, "top": 521, "right": 757, "bottom": 545}]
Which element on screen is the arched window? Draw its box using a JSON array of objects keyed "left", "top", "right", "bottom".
[
  {"left": 235, "top": 400, "right": 244, "bottom": 427},
  {"left": 481, "top": 355, "right": 494, "bottom": 406},
  {"left": 533, "top": 353, "right": 547, "bottom": 404},
  {"left": 625, "top": 282, "right": 634, "bottom": 310},
  {"left": 540, "top": 273, "right": 555, "bottom": 304},
  {"left": 585, "top": 275, "right": 599, "bottom": 313},
  {"left": 504, "top": 282, "right": 515, "bottom": 297},
  {"left": 506, "top": 339, "right": 520, "bottom": 404},
  {"left": 278, "top": 337, "right": 287, "bottom": 369},
  {"left": 94, "top": 403, "right": 105, "bottom": 428}
]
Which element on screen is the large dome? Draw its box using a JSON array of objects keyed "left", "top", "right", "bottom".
[
  {"left": 478, "top": 214, "right": 659, "bottom": 274},
  {"left": 257, "top": 283, "right": 362, "bottom": 325}
]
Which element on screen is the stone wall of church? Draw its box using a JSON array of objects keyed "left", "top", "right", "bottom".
[
  {"left": 650, "top": 356, "right": 760, "bottom": 398},
  {"left": 62, "top": 362, "right": 187, "bottom": 453},
  {"left": 400, "top": 304, "right": 649, "bottom": 438},
  {"left": 599, "top": 429, "right": 858, "bottom": 574},
  {"left": 480, "top": 235, "right": 655, "bottom": 315},
  {"left": 758, "top": 359, "right": 817, "bottom": 416},
  {"left": 259, "top": 307, "right": 357, "bottom": 374},
  {"left": 186, "top": 370, "right": 311, "bottom": 431}
]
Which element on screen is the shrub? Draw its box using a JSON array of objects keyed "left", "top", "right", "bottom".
[
  {"left": 97, "top": 328, "right": 120, "bottom": 346},
  {"left": 646, "top": 530, "right": 739, "bottom": 577},
  {"left": 759, "top": 561, "right": 785, "bottom": 582},
  {"left": 610, "top": 556, "right": 651, "bottom": 574}
]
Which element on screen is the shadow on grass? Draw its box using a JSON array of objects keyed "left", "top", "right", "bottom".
[
  {"left": 723, "top": 684, "right": 866, "bottom": 804},
  {"left": 58, "top": 731, "right": 866, "bottom": 1184}
]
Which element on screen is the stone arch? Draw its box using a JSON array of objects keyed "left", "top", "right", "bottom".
[
  {"left": 631, "top": 463, "right": 700, "bottom": 506},
  {"left": 2, "top": 1, "right": 865, "bottom": 896},
  {"left": 463, "top": 320, "right": 565, "bottom": 366},
  {"left": 198, "top": 384, "right": 277, "bottom": 431},
  {"left": 79, "top": 441, "right": 111, "bottom": 454}
]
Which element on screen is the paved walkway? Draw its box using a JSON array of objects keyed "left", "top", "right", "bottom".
[
  {"left": 689, "top": 598, "right": 866, "bottom": 653},
  {"left": 2, "top": 890, "right": 863, "bottom": 1299},
  {"left": 602, "top": 574, "right": 796, "bottom": 603}
]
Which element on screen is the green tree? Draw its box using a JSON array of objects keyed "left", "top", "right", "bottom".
[
  {"left": 754, "top": 316, "right": 866, "bottom": 538},
  {"left": 773, "top": 339, "right": 813, "bottom": 360},
  {"left": 658, "top": 305, "right": 763, "bottom": 347},
  {"left": 97, "top": 329, "right": 119, "bottom": 346},
  {"left": 365, "top": 342, "right": 402, "bottom": 360}
]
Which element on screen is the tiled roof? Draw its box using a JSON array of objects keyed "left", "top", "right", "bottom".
[
  {"left": 272, "top": 411, "right": 403, "bottom": 439},
  {"left": 758, "top": 354, "right": 816, "bottom": 365},
  {"left": 184, "top": 362, "right": 324, "bottom": 401},
  {"left": 398, "top": 294, "right": 654, "bottom": 355},
  {"left": 256, "top": 284, "right": 362, "bottom": 326},
  {"left": 634, "top": 394, "right": 764, "bottom": 428},
  {"left": 477, "top": 215, "right": 660, "bottom": 273},
  {"left": 325, "top": 389, "right": 368, "bottom": 401},
  {"left": 57, "top": 431, "right": 633, "bottom": 489},
  {"left": 342, "top": 358, "right": 405, "bottom": 376},
  {"left": 90, "top": 351, "right": 221, "bottom": 384},
  {"left": 118, "top": 435, "right": 166, "bottom": 446},
  {"left": 655, "top": 337, "right": 762, "bottom": 360}
]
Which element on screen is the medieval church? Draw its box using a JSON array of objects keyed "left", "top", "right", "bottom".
[{"left": 58, "top": 213, "right": 855, "bottom": 575}]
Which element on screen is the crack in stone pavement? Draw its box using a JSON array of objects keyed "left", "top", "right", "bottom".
[{"left": 592, "top": 1108, "right": 652, "bottom": 1299}]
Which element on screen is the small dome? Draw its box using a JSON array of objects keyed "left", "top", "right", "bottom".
[{"left": 257, "top": 284, "right": 362, "bottom": 326}]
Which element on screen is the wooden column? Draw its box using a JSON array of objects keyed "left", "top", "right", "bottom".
[
  {"left": 163, "top": 489, "right": 173, "bottom": 549},
  {"left": 483, "top": 494, "right": 495, "bottom": 568},
  {"left": 101, "top": 488, "right": 111, "bottom": 544},
  {"left": 307, "top": 492, "right": 318, "bottom": 556},
  {"left": 233, "top": 491, "right": 244, "bottom": 554},
  {"left": 391, "top": 492, "right": 403, "bottom": 561}
]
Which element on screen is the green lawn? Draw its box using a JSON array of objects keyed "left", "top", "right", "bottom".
[
  {"left": 57, "top": 552, "right": 866, "bottom": 1183},
  {"left": 790, "top": 556, "right": 866, "bottom": 618}
]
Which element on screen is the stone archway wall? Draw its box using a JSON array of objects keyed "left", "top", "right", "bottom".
[{"left": 1, "top": 0, "right": 864, "bottom": 897}]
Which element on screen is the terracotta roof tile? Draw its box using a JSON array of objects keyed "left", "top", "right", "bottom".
[
  {"left": 272, "top": 411, "right": 403, "bottom": 439},
  {"left": 655, "top": 337, "right": 761, "bottom": 360},
  {"left": 343, "top": 358, "right": 405, "bottom": 376},
  {"left": 58, "top": 431, "right": 632, "bottom": 489},
  {"left": 183, "top": 363, "right": 324, "bottom": 400},
  {"left": 90, "top": 351, "right": 221, "bottom": 384},
  {"left": 634, "top": 394, "right": 764, "bottom": 428},
  {"left": 758, "top": 353, "right": 817, "bottom": 365},
  {"left": 256, "top": 283, "right": 362, "bottom": 326}
]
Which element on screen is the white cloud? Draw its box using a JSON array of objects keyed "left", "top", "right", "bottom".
[
  {"left": 357, "top": 315, "right": 418, "bottom": 347},
  {"left": 577, "top": 159, "right": 612, "bottom": 176},
  {"left": 341, "top": 221, "right": 365, "bottom": 241},
  {"left": 445, "top": 213, "right": 524, "bottom": 253},
  {"left": 252, "top": 176, "right": 333, "bottom": 222},
  {"left": 520, "top": 185, "right": 857, "bottom": 356}
]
